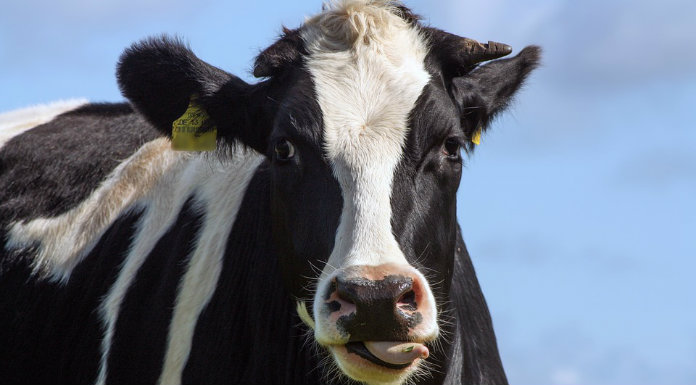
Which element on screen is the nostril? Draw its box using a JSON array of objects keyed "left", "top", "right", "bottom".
[
  {"left": 325, "top": 278, "right": 357, "bottom": 314},
  {"left": 397, "top": 290, "right": 417, "bottom": 311},
  {"left": 334, "top": 277, "right": 359, "bottom": 305},
  {"left": 327, "top": 300, "right": 341, "bottom": 312},
  {"left": 328, "top": 278, "right": 354, "bottom": 305}
]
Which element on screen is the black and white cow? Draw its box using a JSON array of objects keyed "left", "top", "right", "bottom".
[{"left": 0, "top": 2, "right": 540, "bottom": 384}]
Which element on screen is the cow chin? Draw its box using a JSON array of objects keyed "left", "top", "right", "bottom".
[
  {"left": 314, "top": 330, "right": 436, "bottom": 385},
  {"left": 328, "top": 344, "right": 424, "bottom": 385}
]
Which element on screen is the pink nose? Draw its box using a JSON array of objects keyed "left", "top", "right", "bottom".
[{"left": 323, "top": 264, "right": 430, "bottom": 341}]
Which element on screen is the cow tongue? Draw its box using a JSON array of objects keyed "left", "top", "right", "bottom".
[{"left": 363, "top": 341, "right": 429, "bottom": 365}]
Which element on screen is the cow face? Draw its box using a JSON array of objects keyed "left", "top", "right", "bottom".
[{"left": 118, "top": 3, "right": 539, "bottom": 384}]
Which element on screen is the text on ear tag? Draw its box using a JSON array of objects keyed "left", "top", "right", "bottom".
[{"left": 171, "top": 97, "right": 217, "bottom": 151}]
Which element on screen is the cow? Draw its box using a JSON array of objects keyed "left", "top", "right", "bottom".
[{"left": 0, "top": 1, "right": 540, "bottom": 384}]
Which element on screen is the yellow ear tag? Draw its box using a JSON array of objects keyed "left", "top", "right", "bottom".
[
  {"left": 171, "top": 97, "right": 217, "bottom": 151},
  {"left": 471, "top": 127, "right": 482, "bottom": 145}
]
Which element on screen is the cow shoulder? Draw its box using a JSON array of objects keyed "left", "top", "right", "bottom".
[{"left": 0, "top": 103, "right": 161, "bottom": 228}]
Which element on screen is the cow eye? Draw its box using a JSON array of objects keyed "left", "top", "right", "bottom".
[
  {"left": 274, "top": 139, "right": 295, "bottom": 161},
  {"left": 443, "top": 138, "right": 461, "bottom": 158}
]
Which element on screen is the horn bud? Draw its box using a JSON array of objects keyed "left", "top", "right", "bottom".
[
  {"left": 462, "top": 39, "right": 512, "bottom": 62},
  {"left": 425, "top": 27, "right": 512, "bottom": 76}
]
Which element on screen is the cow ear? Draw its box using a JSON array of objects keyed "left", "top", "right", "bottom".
[
  {"left": 450, "top": 46, "right": 541, "bottom": 145},
  {"left": 253, "top": 27, "right": 304, "bottom": 78},
  {"left": 117, "top": 36, "right": 272, "bottom": 154}
]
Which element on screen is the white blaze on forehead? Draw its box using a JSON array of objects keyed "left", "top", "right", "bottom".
[{"left": 303, "top": 2, "right": 430, "bottom": 273}]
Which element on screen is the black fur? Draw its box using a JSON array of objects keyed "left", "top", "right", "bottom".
[
  {"left": 117, "top": 36, "right": 291, "bottom": 154},
  {"left": 254, "top": 27, "right": 307, "bottom": 78},
  {"left": 183, "top": 166, "right": 322, "bottom": 384},
  {"left": 116, "top": 37, "right": 233, "bottom": 137},
  {"left": 0, "top": 103, "right": 159, "bottom": 229},
  {"left": 107, "top": 199, "right": 203, "bottom": 385},
  {"left": 450, "top": 46, "right": 542, "bottom": 141},
  {"left": 0, "top": 210, "right": 142, "bottom": 384}
]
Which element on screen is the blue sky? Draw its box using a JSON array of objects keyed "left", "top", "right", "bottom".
[{"left": 2, "top": 1, "right": 695, "bottom": 384}]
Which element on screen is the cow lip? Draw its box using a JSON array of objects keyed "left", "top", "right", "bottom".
[{"left": 344, "top": 342, "right": 413, "bottom": 370}]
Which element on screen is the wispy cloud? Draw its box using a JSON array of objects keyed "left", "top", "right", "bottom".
[
  {"left": 550, "top": 367, "right": 582, "bottom": 385},
  {"left": 530, "top": 0, "right": 696, "bottom": 86},
  {"left": 611, "top": 148, "right": 696, "bottom": 187}
]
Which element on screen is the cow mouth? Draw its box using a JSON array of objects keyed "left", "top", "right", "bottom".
[
  {"left": 345, "top": 342, "right": 411, "bottom": 369},
  {"left": 344, "top": 341, "right": 429, "bottom": 370}
]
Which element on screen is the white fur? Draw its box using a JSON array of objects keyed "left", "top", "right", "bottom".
[
  {"left": 8, "top": 133, "right": 263, "bottom": 384},
  {"left": 0, "top": 99, "right": 88, "bottom": 150},
  {"left": 157, "top": 151, "right": 263, "bottom": 385},
  {"left": 6, "top": 138, "right": 180, "bottom": 282},
  {"left": 95, "top": 146, "right": 262, "bottom": 385},
  {"left": 303, "top": 0, "right": 436, "bottom": 342}
]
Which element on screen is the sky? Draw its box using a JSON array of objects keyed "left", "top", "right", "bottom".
[{"left": 1, "top": 0, "right": 695, "bottom": 384}]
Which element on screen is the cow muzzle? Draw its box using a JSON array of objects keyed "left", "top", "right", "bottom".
[{"left": 311, "top": 263, "right": 439, "bottom": 383}]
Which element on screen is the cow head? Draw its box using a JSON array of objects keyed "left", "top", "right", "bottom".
[{"left": 117, "top": 2, "right": 539, "bottom": 384}]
